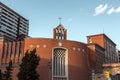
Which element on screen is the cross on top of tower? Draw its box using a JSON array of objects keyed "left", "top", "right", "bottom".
[
  {"left": 58, "top": 17, "right": 62, "bottom": 24},
  {"left": 53, "top": 18, "right": 67, "bottom": 40}
]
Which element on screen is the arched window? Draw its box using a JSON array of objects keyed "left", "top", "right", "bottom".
[{"left": 52, "top": 48, "right": 68, "bottom": 80}]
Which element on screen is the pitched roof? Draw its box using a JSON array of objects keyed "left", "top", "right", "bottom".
[{"left": 56, "top": 24, "right": 66, "bottom": 30}]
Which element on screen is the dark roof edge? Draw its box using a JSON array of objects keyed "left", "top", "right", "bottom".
[{"left": 87, "top": 33, "right": 116, "bottom": 46}]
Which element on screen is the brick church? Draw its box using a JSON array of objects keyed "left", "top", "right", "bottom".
[
  {"left": 0, "top": 2, "right": 119, "bottom": 80},
  {"left": 0, "top": 23, "right": 118, "bottom": 80}
]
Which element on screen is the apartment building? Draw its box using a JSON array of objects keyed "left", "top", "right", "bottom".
[
  {"left": 87, "top": 34, "right": 118, "bottom": 64},
  {"left": 0, "top": 2, "right": 29, "bottom": 41},
  {"left": 87, "top": 34, "right": 119, "bottom": 80}
]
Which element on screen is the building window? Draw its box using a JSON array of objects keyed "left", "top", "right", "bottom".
[
  {"left": 78, "top": 48, "right": 80, "bottom": 51},
  {"left": 82, "top": 49, "right": 85, "bottom": 52},
  {"left": 52, "top": 48, "right": 68, "bottom": 80},
  {"left": 55, "top": 29, "right": 65, "bottom": 40},
  {"left": 36, "top": 45, "right": 40, "bottom": 48},
  {"left": 54, "top": 25, "right": 67, "bottom": 40},
  {"left": 73, "top": 47, "right": 76, "bottom": 51},
  {"left": 43, "top": 45, "right": 47, "bottom": 48},
  {"left": 30, "top": 45, "right": 33, "bottom": 48},
  {"left": 89, "top": 37, "right": 92, "bottom": 43}
]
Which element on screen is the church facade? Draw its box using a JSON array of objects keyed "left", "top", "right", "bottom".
[
  {"left": 0, "top": 24, "right": 119, "bottom": 80},
  {"left": 23, "top": 24, "right": 90, "bottom": 80}
]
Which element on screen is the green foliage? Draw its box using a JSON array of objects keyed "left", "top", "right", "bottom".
[
  {"left": 3, "top": 60, "right": 13, "bottom": 80},
  {"left": 17, "top": 48, "right": 40, "bottom": 80},
  {"left": 0, "top": 69, "right": 2, "bottom": 80}
]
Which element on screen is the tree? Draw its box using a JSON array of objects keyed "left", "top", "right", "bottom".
[
  {"left": 0, "top": 69, "right": 2, "bottom": 80},
  {"left": 3, "top": 60, "right": 13, "bottom": 80},
  {"left": 17, "top": 48, "right": 40, "bottom": 80}
]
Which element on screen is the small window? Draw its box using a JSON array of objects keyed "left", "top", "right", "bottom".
[{"left": 89, "top": 37, "right": 92, "bottom": 43}]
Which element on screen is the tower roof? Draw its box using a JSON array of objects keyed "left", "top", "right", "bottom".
[
  {"left": 53, "top": 24, "right": 67, "bottom": 40},
  {"left": 55, "top": 24, "right": 66, "bottom": 31}
]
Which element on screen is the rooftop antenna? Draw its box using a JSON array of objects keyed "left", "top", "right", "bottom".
[
  {"left": 58, "top": 17, "right": 62, "bottom": 24},
  {"left": 103, "top": 27, "right": 104, "bottom": 34}
]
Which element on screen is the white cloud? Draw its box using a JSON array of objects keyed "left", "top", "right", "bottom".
[
  {"left": 93, "top": 4, "right": 108, "bottom": 16},
  {"left": 93, "top": 4, "right": 120, "bottom": 16},
  {"left": 107, "top": 8, "right": 115, "bottom": 14},
  {"left": 115, "top": 6, "right": 120, "bottom": 13},
  {"left": 107, "top": 6, "right": 120, "bottom": 15}
]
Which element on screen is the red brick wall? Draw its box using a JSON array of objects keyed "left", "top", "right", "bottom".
[
  {"left": 0, "top": 38, "right": 91, "bottom": 80},
  {"left": 0, "top": 41, "right": 24, "bottom": 64},
  {"left": 23, "top": 38, "right": 89, "bottom": 80},
  {"left": 87, "top": 45, "right": 96, "bottom": 67},
  {"left": 87, "top": 35, "right": 104, "bottom": 48},
  {"left": 0, "top": 41, "right": 4, "bottom": 65}
]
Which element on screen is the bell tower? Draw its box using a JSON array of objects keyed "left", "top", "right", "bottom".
[{"left": 53, "top": 18, "right": 67, "bottom": 40}]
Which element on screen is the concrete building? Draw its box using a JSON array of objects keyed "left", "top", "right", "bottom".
[
  {"left": 117, "top": 50, "right": 120, "bottom": 62},
  {"left": 87, "top": 44, "right": 104, "bottom": 73},
  {"left": 0, "top": 2, "right": 29, "bottom": 41},
  {"left": 87, "top": 34, "right": 118, "bottom": 64},
  {"left": 87, "top": 34, "right": 119, "bottom": 80}
]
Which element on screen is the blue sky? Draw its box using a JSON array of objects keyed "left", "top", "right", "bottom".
[{"left": 1, "top": 0, "right": 120, "bottom": 49}]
